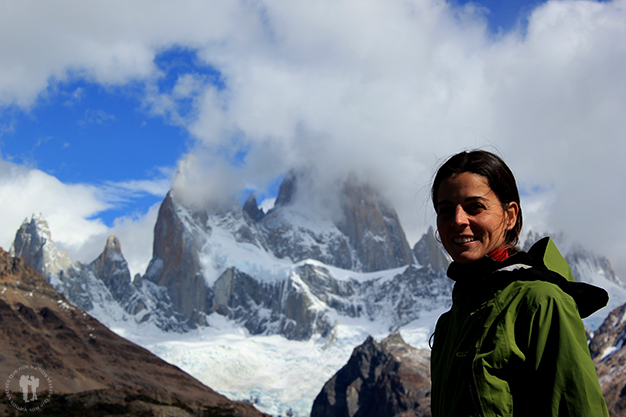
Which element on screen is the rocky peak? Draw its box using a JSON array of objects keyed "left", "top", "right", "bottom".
[
  {"left": 89, "top": 235, "right": 135, "bottom": 307},
  {"left": 588, "top": 303, "right": 626, "bottom": 414},
  {"left": 311, "top": 332, "right": 431, "bottom": 417},
  {"left": 335, "top": 175, "right": 414, "bottom": 271},
  {"left": 243, "top": 193, "right": 264, "bottom": 221},
  {"left": 91, "top": 235, "right": 126, "bottom": 276},
  {"left": 144, "top": 191, "right": 211, "bottom": 324},
  {"left": 10, "top": 213, "right": 74, "bottom": 277},
  {"left": 413, "top": 226, "right": 450, "bottom": 273},
  {"left": 274, "top": 169, "right": 302, "bottom": 207},
  {"left": 104, "top": 235, "right": 122, "bottom": 255}
]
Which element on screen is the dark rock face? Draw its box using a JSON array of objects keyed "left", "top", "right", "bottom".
[
  {"left": 145, "top": 191, "right": 209, "bottom": 321},
  {"left": 335, "top": 175, "right": 414, "bottom": 272},
  {"left": 273, "top": 168, "right": 303, "bottom": 207},
  {"left": 311, "top": 333, "right": 431, "bottom": 417},
  {"left": 211, "top": 266, "right": 334, "bottom": 341},
  {"left": 243, "top": 193, "right": 265, "bottom": 221},
  {"left": 89, "top": 236, "right": 136, "bottom": 311}
]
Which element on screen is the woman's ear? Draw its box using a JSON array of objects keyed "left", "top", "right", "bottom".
[{"left": 505, "top": 202, "right": 519, "bottom": 231}]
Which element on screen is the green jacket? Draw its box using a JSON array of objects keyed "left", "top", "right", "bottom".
[{"left": 430, "top": 238, "right": 609, "bottom": 417}]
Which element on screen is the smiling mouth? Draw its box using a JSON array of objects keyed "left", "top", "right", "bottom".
[{"left": 454, "top": 237, "right": 476, "bottom": 244}]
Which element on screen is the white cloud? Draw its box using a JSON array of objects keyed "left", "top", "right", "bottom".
[
  {"left": 1, "top": 0, "right": 626, "bottom": 278},
  {"left": 68, "top": 203, "right": 161, "bottom": 278},
  {"left": 0, "top": 159, "right": 165, "bottom": 277},
  {"left": 0, "top": 159, "right": 109, "bottom": 251},
  {"left": 102, "top": 176, "right": 172, "bottom": 203}
]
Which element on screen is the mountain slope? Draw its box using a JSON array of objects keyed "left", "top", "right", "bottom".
[{"left": 0, "top": 247, "right": 265, "bottom": 416}]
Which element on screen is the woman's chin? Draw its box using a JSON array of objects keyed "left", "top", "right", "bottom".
[{"left": 450, "top": 249, "right": 484, "bottom": 264}]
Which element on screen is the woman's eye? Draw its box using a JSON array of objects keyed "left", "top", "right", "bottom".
[
  {"left": 467, "top": 203, "right": 485, "bottom": 212},
  {"left": 437, "top": 206, "right": 453, "bottom": 216}
]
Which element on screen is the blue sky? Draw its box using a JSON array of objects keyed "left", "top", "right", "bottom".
[
  {"left": 0, "top": 49, "right": 205, "bottom": 226},
  {"left": 1, "top": 0, "right": 625, "bottom": 278},
  {"left": 456, "top": 0, "right": 545, "bottom": 32}
]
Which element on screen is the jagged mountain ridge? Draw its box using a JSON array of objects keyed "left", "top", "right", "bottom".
[
  {"left": 589, "top": 303, "right": 626, "bottom": 415},
  {"left": 10, "top": 171, "right": 452, "bottom": 341},
  {"left": 140, "top": 170, "right": 443, "bottom": 339},
  {"left": 10, "top": 213, "right": 186, "bottom": 332},
  {"left": 10, "top": 170, "right": 626, "bottom": 343}
]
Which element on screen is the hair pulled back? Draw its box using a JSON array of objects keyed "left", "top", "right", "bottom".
[{"left": 431, "top": 150, "right": 523, "bottom": 247}]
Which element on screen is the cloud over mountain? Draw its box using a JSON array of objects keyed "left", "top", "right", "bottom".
[{"left": 1, "top": 0, "right": 625, "bottom": 276}]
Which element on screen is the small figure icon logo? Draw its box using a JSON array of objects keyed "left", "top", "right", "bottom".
[
  {"left": 19, "top": 375, "right": 39, "bottom": 402},
  {"left": 5, "top": 365, "right": 53, "bottom": 412}
]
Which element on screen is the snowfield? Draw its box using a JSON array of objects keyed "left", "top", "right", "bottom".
[{"left": 116, "top": 306, "right": 446, "bottom": 417}]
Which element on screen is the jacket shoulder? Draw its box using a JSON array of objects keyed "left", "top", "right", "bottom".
[{"left": 494, "top": 264, "right": 608, "bottom": 318}]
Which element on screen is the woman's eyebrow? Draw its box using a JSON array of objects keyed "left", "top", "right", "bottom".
[{"left": 436, "top": 196, "right": 488, "bottom": 208}]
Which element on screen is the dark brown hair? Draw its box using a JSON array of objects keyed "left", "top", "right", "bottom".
[{"left": 431, "top": 150, "right": 523, "bottom": 247}]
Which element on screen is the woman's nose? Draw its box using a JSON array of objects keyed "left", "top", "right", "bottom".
[{"left": 454, "top": 206, "right": 469, "bottom": 225}]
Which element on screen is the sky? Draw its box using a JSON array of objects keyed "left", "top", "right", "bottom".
[{"left": 0, "top": 0, "right": 625, "bottom": 279}]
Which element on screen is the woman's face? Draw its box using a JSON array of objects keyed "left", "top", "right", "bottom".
[{"left": 435, "top": 172, "right": 519, "bottom": 263}]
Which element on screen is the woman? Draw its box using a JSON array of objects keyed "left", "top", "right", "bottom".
[{"left": 429, "top": 150, "right": 609, "bottom": 417}]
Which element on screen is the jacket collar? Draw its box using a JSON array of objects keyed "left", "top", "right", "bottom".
[{"left": 445, "top": 237, "right": 609, "bottom": 318}]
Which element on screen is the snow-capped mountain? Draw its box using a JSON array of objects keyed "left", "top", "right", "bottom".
[
  {"left": 8, "top": 170, "right": 626, "bottom": 416},
  {"left": 140, "top": 170, "right": 437, "bottom": 340}
]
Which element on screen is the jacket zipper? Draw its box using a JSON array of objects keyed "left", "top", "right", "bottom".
[
  {"left": 469, "top": 367, "right": 485, "bottom": 417},
  {"left": 467, "top": 287, "right": 497, "bottom": 417}
]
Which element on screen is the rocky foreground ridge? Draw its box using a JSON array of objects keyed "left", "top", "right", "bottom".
[
  {"left": 0, "top": 247, "right": 266, "bottom": 416},
  {"left": 312, "top": 333, "right": 431, "bottom": 417},
  {"left": 590, "top": 303, "right": 626, "bottom": 416}
]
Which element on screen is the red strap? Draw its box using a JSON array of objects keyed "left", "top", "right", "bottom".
[{"left": 489, "top": 246, "right": 509, "bottom": 261}]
